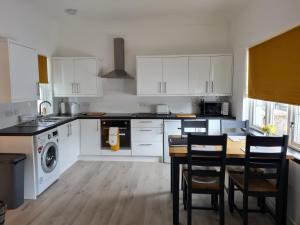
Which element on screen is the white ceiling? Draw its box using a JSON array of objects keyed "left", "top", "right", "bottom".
[{"left": 32, "top": 0, "right": 248, "bottom": 22}]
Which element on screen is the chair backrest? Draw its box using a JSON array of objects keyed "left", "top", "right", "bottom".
[
  {"left": 220, "top": 120, "right": 249, "bottom": 136},
  {"left": 187, "top": 134, "right": 228, "bottom": 190},
  {"left": 181, "top": 119, "right": 208, "bottom": 136},
  {"left": 244, "top": 135, "right": 288, "bottom": 192}
]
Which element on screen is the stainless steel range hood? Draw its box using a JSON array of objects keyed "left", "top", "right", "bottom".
[{"left": 102, "top": 38, "right": 134, "bottom": 79}]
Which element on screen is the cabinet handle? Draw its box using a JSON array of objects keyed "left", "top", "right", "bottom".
[
  {"left": 67, "top": 124, "right": 69, "bottom": 136},
  {"left": 206, "top": 81, "right": 208, "bottom": 93},
  {"left": 70, "top": 123, "right": 72, "bottom": 136},
  {"left": 212, "top": 81, "right": 214, "bottom": 93},
  {"left": 139, "top": 129, "right": 152, "bottom": 132},
  {"left": 140, "top": 121, "right": 152, "bottom": 123},
  {"left": 139, "top": 144, "right": 152, "bottom": 146},
  {"left": 97, "top": 120, "right": 99, "bottom": 132},
  {"left": 159, "top": 82, "right": 162, "bottom": 93},
  {"left": 164, "top": 82, "right": 167, "bottom": 93},
  {"left": 77, "top": 83, "right": 80, "bottom": 93}
]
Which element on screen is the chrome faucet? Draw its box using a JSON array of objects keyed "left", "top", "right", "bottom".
[{"left": 39, "top": 101, "right": 52, "bottom": 116}]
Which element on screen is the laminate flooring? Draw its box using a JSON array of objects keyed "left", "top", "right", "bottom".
[{"left": 6, "top": 161, "right": 275, "bottom": 225}]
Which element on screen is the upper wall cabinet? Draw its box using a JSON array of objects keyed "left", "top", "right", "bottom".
[
  {"left": 0, "top": 39, "right": 39, "bottom": 103},
  {"left": 136, "top": 54, "right": 233, "bottom": 96},
  {"left": 52, "top": 57, "right": 103, "bottom": 97}
]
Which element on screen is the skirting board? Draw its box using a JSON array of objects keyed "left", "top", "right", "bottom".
[{"left": 78, "top": 155, "right": 163, "bottom": 163}]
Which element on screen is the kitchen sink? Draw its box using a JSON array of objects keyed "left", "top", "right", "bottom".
[{"left": 16, "top": 116, "right": 70, "bottom": 127}]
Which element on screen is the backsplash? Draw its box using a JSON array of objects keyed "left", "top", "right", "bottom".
[{"left": 0, "top": 101, "right": 37, "bottom": 129}]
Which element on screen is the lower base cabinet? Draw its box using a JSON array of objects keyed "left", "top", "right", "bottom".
[
  {"left": 131, "top": 119, "right": 163, "bottom": 157},
  {"left": 80, "top": 119, "right": 101, "bottom": 155},
  {"left": 58, "top": 120, "right": 80, "bottom": 175}
]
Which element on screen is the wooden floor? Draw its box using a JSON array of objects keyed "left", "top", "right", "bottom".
[{"left": 6, "top": 161, "right": 275, "bottom": 225}]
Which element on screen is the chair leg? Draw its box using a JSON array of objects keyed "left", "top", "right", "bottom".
[
  {"left": 219, "top": 191, "right": 225, "bottom": 225},
  {"left": 259, "top": 197, "right": 266, "bottom": 213},
  {"left": 243, "top": 194, "right": 248, "bottom": 225},
  {"left": 229, "top": 178, "right": 234, "bottom": 213},
  {"left": 187, "top": 189, "right": 192, "bottom": 225},
  {"left": 183, "top": 181, "right": 187, "bottom": 210},
  {"left": 275, "top": 194, "right": 282, "bottom": 225}
]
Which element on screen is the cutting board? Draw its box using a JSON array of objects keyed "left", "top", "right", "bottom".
[
  {"left": 83, "top": 112, "right": 105, "bottom": 116},
  {"left": 175, "top": 114, "right": 196, "bottom": 118}
]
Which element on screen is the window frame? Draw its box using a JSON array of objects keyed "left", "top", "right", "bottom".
[{"left": 249, "top": 98, "right": 300, "bottom": 151}]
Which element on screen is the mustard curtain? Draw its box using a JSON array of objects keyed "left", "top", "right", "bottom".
[
  {"left": 248, "top": 25, "right": 300, "bottom": 105},
  {"left": 38, "top": 55, "right": 48, "bottom": 84}
]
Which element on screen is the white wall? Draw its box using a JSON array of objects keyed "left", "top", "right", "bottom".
[
  {"left": 0, "top": 0, "right": 58, "bottom": 128},
  {"left": 229, "top": 1, "right": 300, "bottom": 224},
  {"left": 54, "top": 15, "right": 232, "bottom": 113},
  {"left": 230, "top": 0, "right": 300, "bottom": 120}
]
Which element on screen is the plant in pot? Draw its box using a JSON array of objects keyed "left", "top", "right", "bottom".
[{"left": 262, "top": 124, "right": 276, "bottom": 136}]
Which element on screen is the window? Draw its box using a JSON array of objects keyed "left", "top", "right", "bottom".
[
  {"left": 251, "top": 100, "right": 267, "bottom": 129},
  {"left": 271, "top": 103, "right": 289, "bottom": 135},
  {"left": 291, "top": 106, "right": 300, "bottom": 148}
]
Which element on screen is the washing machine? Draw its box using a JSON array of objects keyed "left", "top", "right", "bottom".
[{"left": 34, "top": 128, "right": 60, "bottom": 195}]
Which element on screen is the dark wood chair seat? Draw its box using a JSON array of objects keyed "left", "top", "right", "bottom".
[
  {"left": 183, "top": 171, "right": 220, "bottom": 190},
  {"left": 230, "top": 173, "right": 278, "bottom": 193}
]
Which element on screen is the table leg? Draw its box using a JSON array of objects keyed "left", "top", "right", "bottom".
[{"left": 172, "top": 158, "right": 180, "bottom": 225}]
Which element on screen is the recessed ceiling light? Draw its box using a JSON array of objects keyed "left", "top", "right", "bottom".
[{"left": 64, "top": 8, "right": 78, "bottom": 15}]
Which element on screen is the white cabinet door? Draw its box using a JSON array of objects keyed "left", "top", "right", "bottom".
[
  {"left": 57, "top": 123, "right": 70, "bottom": 174},
  {"left": 9, "top": 42, "right": 38, "bottom": 102},
  {"left": 188, "top": 56, "right": 211, "bottom": 95},
  {"left": 163, "top": 57, "right": 189, "bottom": 95},
  {"left": 68, "top": 120, "right": 80, "bottom": 165},
  {"left": 137, "top": 57, "right": 163, "bottom": 95},
  {"left": 132, "top": 142, "right": 163, "bottom": 156},
  {"left": 74, "top": 58, "right": 98, "bottom": 96},
  {"left": 80, "top": 119, "right": 101, "bottom": 155},
  {"left": 210, "top": 56, "right": 233, "bottom": 95},
  {"left": 52, "top": 59, "right": 74, "bottom": 97},
  {"left": 163, "top": 120, "right": 181, "bottom": 163}
]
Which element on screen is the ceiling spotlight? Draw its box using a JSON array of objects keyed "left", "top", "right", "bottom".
[{"left": 64, "top": 8, "right": 78, "bottom": 15}]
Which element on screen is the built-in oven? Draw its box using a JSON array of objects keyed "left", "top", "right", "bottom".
[{"left": 101, "top": 120, "right": 131, "bottom": 149}]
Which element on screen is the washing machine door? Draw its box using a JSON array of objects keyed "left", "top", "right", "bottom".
[{"left": 41, "top": 142, "right": 59, "bottom": 173}]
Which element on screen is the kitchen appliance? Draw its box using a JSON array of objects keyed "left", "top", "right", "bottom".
[
  {"left": 156, "top": 104, "right": 169, "bottom": 115},
  {"left": 34, "top": 128, "right": 60, "bottom": 195},
  {"left": 101, "top": 38, "right": 133, "bottom": 79},
  {"left": 200, "top": 101, "right": 230, "bottom": 116},
  {"left": 101, "top": 120, "right": 131, "bottom": 149},
  {"left": 70, "top": 102, "right": 80, "bottom": 115}
]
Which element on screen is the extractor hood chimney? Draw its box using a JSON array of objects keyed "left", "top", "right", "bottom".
[{"left": 102, "top": 38, "right": 133, "bottom": 79}]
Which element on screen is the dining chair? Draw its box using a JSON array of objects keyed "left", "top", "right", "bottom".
[
  {"left": 221, "top": 120, "right": 249, "bottom": 174},
  {"left": 181, "top": 119, "right": 209, "bottom": 136},
  {"left": 228, "top": 134, "right": 288, "bottom": 225},
  {"left": 183, "top": 134, "right": 228, "bottom": 225},
  {"left": 220, "top": 119, "right": 249, "bottom": 136}
]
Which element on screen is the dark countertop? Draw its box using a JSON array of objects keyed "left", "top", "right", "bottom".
[{"left": 0, "top": 113, "right": 235, "bottom": 136}]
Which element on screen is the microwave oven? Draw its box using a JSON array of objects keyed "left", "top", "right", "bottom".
[{"left": 200, "top": 101, "right": 230, "bottom": 116}]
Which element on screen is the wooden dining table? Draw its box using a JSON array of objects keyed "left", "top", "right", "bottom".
[{"left": 168, "top": 135, "right": 292, "bottom": 225}]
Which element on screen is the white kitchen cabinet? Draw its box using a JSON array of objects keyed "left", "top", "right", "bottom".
[
  {"left": 52, "top": 58, "right": 74, "bottom": 96},
  {"left": 136, "top": 57, "right": 163, "bottom": 95},
  {"left": 52, "top": 57, "right": 102, "bottom": 97},
  {"left": 163, "top": 120, "right": 181, "bottom": 163},
  {"left": 80, "top": 119, "right": 101, "bottom": 155},
  {"left": 131, "top": 119, "right": 163, "bottom": 157},
  {"left": 163, "top": 57, "right": 189, "bottom": 95},
  {"left": 58, "top": 120, "right": 80, "bottom": 174},
  {"left": 210, "top": 55, "right": 233, "bottom": 95},
  {"left": 136, "top": 54, "right": 233, "bottom": 97},
  {"left": 188, "top": 56, "right": 211, "bottom": 95},
  {"left": 0, "top": 39, "right": 39, "bottom": 102}
]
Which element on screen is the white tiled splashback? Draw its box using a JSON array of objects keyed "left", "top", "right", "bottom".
[{"left": 0, "top": 101, "right": 37, "bottom": 129}]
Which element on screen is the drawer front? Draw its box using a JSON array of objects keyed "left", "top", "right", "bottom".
[
  {"left": 132, "top": 128, "right": 163, "bottom": 142},
  {"left": 131, "top": 119, "right": 163, "bottom": 128},
  {"left": 132, "top": 142, "right": 163, "bottom": 156}
]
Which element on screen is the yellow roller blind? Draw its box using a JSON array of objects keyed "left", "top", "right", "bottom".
[
  {"left": 248, "top": 25, "right": 300, "bottom": 105},
  {"left": 38, "top": 55, "right": 48, "bottom": 84}
]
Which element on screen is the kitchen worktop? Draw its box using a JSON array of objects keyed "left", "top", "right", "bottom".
[{"left": 0, "top": 113, "right": 235, "bottom": 136}]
